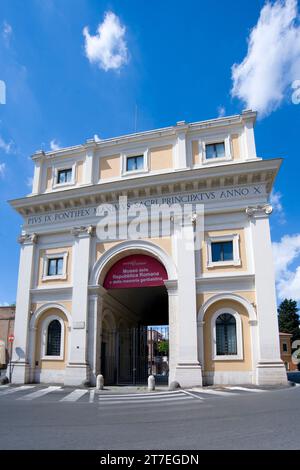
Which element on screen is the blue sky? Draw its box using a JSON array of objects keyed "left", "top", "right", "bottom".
[{"left": 0, "top": 0, "right": 300, "bottom": 305}]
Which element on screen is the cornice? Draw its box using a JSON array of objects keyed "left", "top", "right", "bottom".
[
  {"left": 9, "top": 158, "right": 282, "bottom": 217},
  {"left": 31, "top": 112, "right": 256, "bottom": 160},
  {"left": 196, "top": 273, "right": 255, "bottom": 283},
  {"left": 30, "top": 286, "right": 73, "bottom": 296}
]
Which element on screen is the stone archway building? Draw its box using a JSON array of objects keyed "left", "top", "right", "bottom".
[{"left": 9, "top": 111, "right": 287, "bottom": 387}]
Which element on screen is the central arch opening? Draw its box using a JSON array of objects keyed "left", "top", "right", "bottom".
[{"left": 101, "top": 254, "right": 169, "bottom": 386}]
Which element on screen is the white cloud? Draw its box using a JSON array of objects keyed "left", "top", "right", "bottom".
[
  {"left": 0, "top": 302, "right": 9, "bottom": 307},
  {"left": 83, "top": 11, "right": 128, "bottom": 71},
  {"left": 2, "top": 21, "right": 12, "bottom": 44},
  {"left": 231, "top": 0, "right": 300, "bottom": 118},
  {"left": 273, "top": 233, "right": 300, "bottom": 300},
  {"left": 0, "top": 135, "right": 12, "bottom": 154},
  {"left": 270, "top": 189, "right": 286, "bottom": 224},
  {"left": 217, "top": 106, "right": 226, "bottom": 118},
  {"left": 50, "top": 139, "right": 60, "bottom": 151},
  {"left": 0, "top": 162, "right": 6, "bottom": 178},
  {"left": 278, "top": 266, "right": 300, "bottom": 300},
  {"left": 26, "top": 176, "right": 33, "bottom": 188}
]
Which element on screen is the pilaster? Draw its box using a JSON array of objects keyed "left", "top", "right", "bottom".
[
  {"left": 175, "top": 121, "right": 189, "bottom": 170},
  {"left": 65, "top": 225, "right": 94, "bottom": 385},
  {"left": 11, "top": 232, "right": 38, "bottom": 384},
  {"left": 247, "top": 205, "right": 287, "bottom": 385},
  {"left": 87, "top": 286, "right": 105, "bottom": 385},
  {"left": 242, "top": 110, "right": 257, "bottom": 160},
  {"left": 172, "top": 217, "right": 202, "bottom": 387}
]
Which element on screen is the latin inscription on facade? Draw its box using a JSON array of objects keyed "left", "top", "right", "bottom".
[{"left": 26, "top": 185, "right": 265, "bottom": 226}]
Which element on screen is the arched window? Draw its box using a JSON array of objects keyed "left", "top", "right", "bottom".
[
  {"left": 46, "top": 320, "right": 62, "bottom": 356},
  {"left": 216, "top": 313, "right": 237, "bottom": 356}
]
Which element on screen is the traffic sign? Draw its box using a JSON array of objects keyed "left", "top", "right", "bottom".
[{"left": 8, "top": 334, "right": 14, "bottom": 343}]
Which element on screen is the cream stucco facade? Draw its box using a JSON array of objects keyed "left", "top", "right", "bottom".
[{"left": 9, "top": 110, "right": 287, "bottom": 387}]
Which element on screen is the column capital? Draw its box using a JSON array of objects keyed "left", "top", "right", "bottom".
[
  {"left": 18, "top": 232, "right": 38, "bottom": 245},
  {"left": 173, "top": 212, "right": 198, "bottom": 228},
  {"left": 246, "top": 204, "right": 272, "bottom": 218},
  {"left": 164, "top": 279, "right": 178, "bottom": 294},
  {"left": 89, "top": 284, "right": 107, "bottom": 295},
  {"left": 71, "top": 225, "right": 95, "bottom": 238}
]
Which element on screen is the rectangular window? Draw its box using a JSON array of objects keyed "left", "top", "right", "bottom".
[
  {"left": 282, "top": 343, "right": 288, "bottom": 353},
  {"left": 57, "top": 168, "right": 72, "bottom": 184},
  {"left": 47, "top": 257, "right": 64, "bottom": 276},
  {"left": 205, "top": 142, "right": 225, "bottom": 159},
  {"left": 211, "top": 241, "right": 233, "bottom": 262},
  {"left": 126, "top": 155, "right": 144, "bottom": 172}
]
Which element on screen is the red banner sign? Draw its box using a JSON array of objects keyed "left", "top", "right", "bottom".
[{"left": 103, "top": 254, "right": 168, "bottom": 289}]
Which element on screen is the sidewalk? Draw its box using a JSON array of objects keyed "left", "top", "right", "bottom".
[{"left": 1, "top": 379, "right": 296, "bottom": 394}]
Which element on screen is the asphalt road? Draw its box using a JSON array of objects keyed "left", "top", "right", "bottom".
[{"left": 0, "top": 383, "right": 299, "bottom": 450}]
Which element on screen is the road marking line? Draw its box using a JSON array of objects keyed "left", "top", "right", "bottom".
[
  {"left": 99, "top": 396, "right": 194, "bottom": 405},
  {"left": 60, "top": 389, "right": 88, "bottom": 402},
  {"left": 181, "top": 389, "right": 204, "bottom": 400},
  {"left": 97, "top": 390, "right": 182, "bottom": 398},
  {"left": 226, "top": 386, "right": 266, "bottom": 393},
  {"left": 89, "top": 389, "right": 95, "bottom": 403},
  {"left": 98, "top": 392, "right": 187, "bottom": 401},
  {"left": 0, "top": 385, "right": 9, "bottom": 388},
  {"left": 17, "top": 386, "right": 61, "bottom": 401},
  {"left": 0, "top": 385, "right": 35, "bottom": 396},
  {"left": 189, "top": 387, "right": 239, "bottom": 397}
]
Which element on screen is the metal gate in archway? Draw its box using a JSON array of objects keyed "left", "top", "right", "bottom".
[{"left": 101, "top": 326, "right": 169, "bottom": 385}]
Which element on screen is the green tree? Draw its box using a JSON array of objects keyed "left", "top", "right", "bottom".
[
  {"left": 157, "top": 340, "right": 169, "bottom": 356},
  {"left": 278, "top": 299, "right": 300, "bottom": 341}
]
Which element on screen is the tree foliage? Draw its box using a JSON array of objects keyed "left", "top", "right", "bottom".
[{"left": 278, "top": 298, "right": 300, "bottom": 342}]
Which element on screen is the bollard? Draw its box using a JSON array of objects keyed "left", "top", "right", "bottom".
[
  {"left": 96, "top": 374, "right": 104, "bottom": 390},
  {"left": 148, "top": 374, "right": 155, "bottom": 391}
]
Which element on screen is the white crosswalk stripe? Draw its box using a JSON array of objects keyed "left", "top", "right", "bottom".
[
  {"left": 181, "top": 389, "right": 204, "bottom": 400},
  {"left": 99, "top": 396, "right": 194, "bottom": 405},
  {"left": 0, "top": 384, "right": 271, "bottom": 404},
  {"left": 225, "top": 386, "right": 266, "bottom": 393},
  {"left": 60, "top": 389, "right": 88, "bottom": 402},
  {"left": 98, "top": 390, "right": 195, "bottom": 405},
  {"left": 17, "top": 386, "right": 61, "bottom": 401},
  {"left": 98, "top": 390, "right": 182, "bottom": 399},
  {"left": 89, "top": 389, "right": 95, "bottom": 403},
  {"left": 0, "top": 385, "right": 35, "bottom": 396},
  {"left": 189, "top": 387, "right": 239, "bottom": 397}
]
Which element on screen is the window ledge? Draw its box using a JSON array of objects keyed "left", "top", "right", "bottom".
[
  {"left": 41, "top": 356, "right": 64, "bottom": 361},
  {"left": 52, "top": 181, "right": 76, "bottom": 189},
  {"left": 203, "top": 156, "right": 232, "bottom": 165},
  {"left": 122, "top": 168, "right": 149, "bottom": 177},
  {"left": 207, "top": 259, "right": 241, "bottom": 268},
  {"left": 42, "top": 274, "right": 67, "bottom": 281},
  {"left": 213, "top": 355, "right": 243, "bottom": 361}
]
